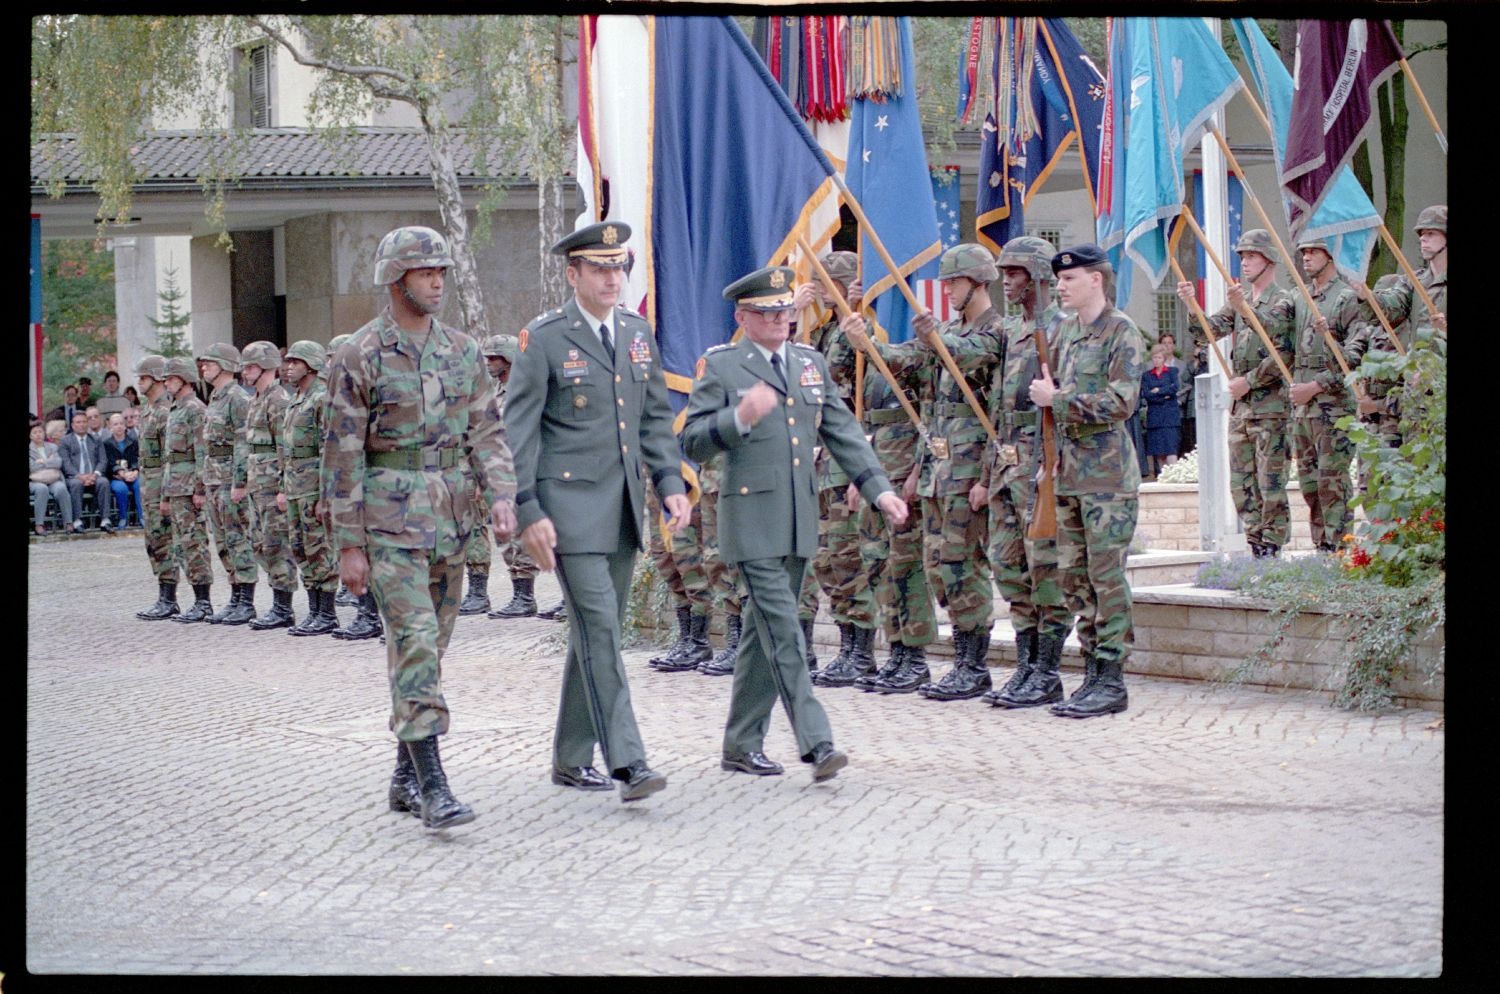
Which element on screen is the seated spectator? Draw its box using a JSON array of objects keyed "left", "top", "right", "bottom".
[
  {"left": 101, "top": 370, "right": 122, "bottom": 398},
  {"left": 1142, "top": 342, "right": 1182, "bottom": 479},
  {"left": 45, "top": 384, "right": 80, "bottom": 426},
  {"left": 86, "top": 406, "right": 106, "bottom": 441},
  {"left": 101, "top": 413, "right": 142, "bottom": 528},
  {"left": 121, "top": 406, "right": 141, "bottom": 442},
  {"left": 123, "top": 385, "right": 140, "bottom": 407},
  {"left": 44, "top": 419, "right": 65, "bottom": 444},
  {"left": 58, "top": 411, "right": 113, "bottom": 533},
  {"left": 29, "top": 422, "right": 73, "bottom": 535}
]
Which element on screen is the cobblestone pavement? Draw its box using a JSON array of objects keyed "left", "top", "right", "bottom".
[{"left": 25, "top": 534, "right": 1444, "bottom": 977}]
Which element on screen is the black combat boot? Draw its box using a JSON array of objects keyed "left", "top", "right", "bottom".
[
  {"left": 1051, "top": 656, "right": 1128, "bottom": 718},
  {"left": 984, "top": 629, "right": 1037, "bottom": 706},
  {"left": 458, "top": 571, "right": 490, "bottom": 615},
  {"left": 922, "top": 628, "right": 993, "bottom": 700},
  {"left": 859, "top": 640, "right": 904, "bottom": 691},
  {"left": 249, "top": 587, "right": 297, "bottom": 630},
  {"left": 335, "top": 582, "right": 359, "bottom": 607},
  {"left": 289, "top": 589, "right": 339, "bottom": 636},
  {"left": 536, "top": 600, "right": 567, "bottom": 621},
  {"left": 334, "top": 592, "right": 383, "bottom": 640},
  {"left": 657, "top": 611, "right": 712, "bottom": 672},
  {"left": 649, "top": 605, "right": 694, "bottom": 669},
  {"left": 818, "top": 624, "right": 875, "bottom": 687},
  {"left": 206, "top": 584, "right": 241, "bottom": 624},
  {"left": 221, "top": 582, "right": 258, "bottom": 625},
  {"left": 489, "top": 576, "right": 537, "bottom": 618},
  {"left": 876, "top": 642, "right": 931, "bottom": 694},
  {"left": 801, "top": 616, "right": 819, "bottom": 675},
  {"left": 998, "top": 629, "right": 1066, "bottom": 708},
  {"left": 1259, "top": 543, "right": 1280, "bottom": 559},
  {"left": 173, "top": 583, "right": 215, "bottom": 623},
  {"left": 700, "top": 613, "right": 741, "bottom": 676},
  {"left": 137, "top": 581, "right": 180, "bottom": 621},
  {"left": 404, "top": 736, "right": 475, "bottom": 829},
  {"left": 388, "top": 742, "right": 422, "bottom": 818},
  {"left": 918, "top": 630, "right": 968, "bottom": 698},
  {"left": 1049, "top": 653, "right": 1100, "bottom": 715}
]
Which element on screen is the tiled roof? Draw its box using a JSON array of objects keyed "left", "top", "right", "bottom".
[{"left": 32, "top": 127, "right": 515, "bottom": 185}]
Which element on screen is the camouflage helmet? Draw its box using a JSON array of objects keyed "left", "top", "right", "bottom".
[
  {"left": 240, "top": 340, "right": 282, "bottom": 371},
  {"left": 938, "top": 243, "right": 999, "bottom": 283},
  {"left": 1234, "top": 228, "right": 1277, "bottom": 261},
  {"left": 1373, "top": 273, "right": 1402, "bottom": 291},
  {"left": 196, "top": 341, "right": 240, "bottom": 373},
  {"left": 163, "top": 356, "right": 200, "bottom": 386},
  {"left": 325, "top": 333, "right": 352, "bottom": 359},
  {"left": 1413, "top": 204, "right": 1447, "bottom": 234},
  {"left": 819, "top": 251, "right": 859, "bottom": 286},
  {"left": 482, "top": 334, "right": 519, "bottom": 361},
  {"left": 284, "top": 340, "right": 326, "bottom": 373},
  {"left": 134, "top": 354, "right": 168, "bottom": 380},
  {"left": 1295, "top": 234, "right": 1331, "bottom": 254},
  {"left": 373, "top": 225, "right": 454, "bottom": 286},
  {"left": 998, "top": 235, "right": 1059, "bottom": 283}
]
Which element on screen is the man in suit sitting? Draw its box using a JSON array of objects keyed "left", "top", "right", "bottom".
[{"left": 58, "top": 410, "right": 114, "bottom": 532}]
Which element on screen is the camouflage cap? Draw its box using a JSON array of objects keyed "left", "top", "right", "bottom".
[
  {"left": 373, "top": 226, "right": 454, "bottom": 286},
  {"left": 240, "top": 340, "right": 282, "bottom": 371},
  {"left": 552, "top": 221, "right": 631, "bottom": 269},
  {"left": 938, "top": 243, "right": 999, "bottom": 283},
  {"left": 482, "top": 334, "right": 519, "bottom": 361},
  {"left": 723, "top": 266, "right": 797, "bottom": 311},
  {"left": 134, "top": 354, "right": 168, "bottom": 380},
  {"left": 196, "top": 341, "right": 241, "bottom": 372},
  {"left": 819, "top": 251, "right": 859, "bottom": 286},
  {"left": 1234, "top": 228, "right": 1277, "bottom": 261},
  {"left": 163, "top": 356, "right": 200, "bottom": 386},
  {"left": 1413, "top": 204, "right": 1447, "bottom": 234},
  {"left": 1373, "top": 273, "right": 1402, "bottom": 290},
  {"left": 285, "top": 340, "right": 327, "bottom": 373},
  {"left": 998, "top": 235, "right": 1059, "bottom": 283}
]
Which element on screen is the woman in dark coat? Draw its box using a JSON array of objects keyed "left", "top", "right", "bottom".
[{"left": 1141, "top": 342, "right": 1181, "bottom": 479}]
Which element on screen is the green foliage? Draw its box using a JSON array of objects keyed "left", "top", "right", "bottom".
[
  {"left": 148, "top": 266, "right": 193, "bottom": 358},
  {"left": 39, "top": 239, "right": 116, "bottom": 404},
  {"left": 1336, "top": 330, "right": 1446, "bottom": 587}
]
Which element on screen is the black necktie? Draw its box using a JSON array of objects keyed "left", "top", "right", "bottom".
[
  {"left": 599, "top": 323, "right": 615, "bottom": 365},
  {"left": 769, "top": 350, "right": 786, "bottom": 391}
]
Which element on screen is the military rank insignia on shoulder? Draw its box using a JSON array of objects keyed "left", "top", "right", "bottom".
[
  {"left": 791, "top": 341, "right": 819, "bottom": 352},
  {"left": 704, "top": 342, "right": 737, "bottom": 355}
]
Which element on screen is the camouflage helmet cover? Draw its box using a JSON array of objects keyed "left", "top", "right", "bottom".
[
  {"left": 1234, "top": 228, "right": 1277, "bottom": 261},
  {"left": 938, "top": 243, "right": 999, "bottom": 283},
  {"left": 819, "top": 251, "right": 859, "bottom": 286},
  {"left": 240, "top": 340, "right": 282, "bottom": 370},
  {"left": 163, "top": 356, "right": 200, "bottom": 386},
  {"left": 482, "top": 334, "right": 519, "bottom": 361},
  {"left": 1294, "top": 234, "right": 1331, "bottom": 254},
  {"left": 373, "top": 225, "right": 454, "bottom": 286},
  {"left": 998, "top": 236, "right": 1059, "bottom": 283},
  {"left": 325, "top": 334, "right": 352, "bottom": 358},
  {"left": 134, "top": 354, "right": 168, "bottom": 380},
  {"left": 285, "top": 340, "right": 327, "bottom": 373},
  {"left": 1413, "top": 204, "right": 1447, "bottom": 234},
  {"left": 196, "top": 341, "right": 240, "bottom": 373},
  {"left": 1373, "top": 273, "right": 1402, "bottom": 290}
]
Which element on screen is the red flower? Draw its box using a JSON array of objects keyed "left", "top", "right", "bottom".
[
  {"left": 1349, "top": 548, "right": 1372, "bottom": 568},
  {"left": 1434, "top": 521, "right": 1445, "bottom": 533}
]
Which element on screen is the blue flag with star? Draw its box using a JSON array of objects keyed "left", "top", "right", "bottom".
[
  {"left": 1192, "top": 170, "right": 1243, "bottom": 281},
  {"left": 931, "top": 165, "right": 963, "bottom": 249},
  {"left": 844, "top": 17, "right": 942, "bottom": 345}
]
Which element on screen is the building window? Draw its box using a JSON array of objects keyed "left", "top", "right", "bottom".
[
  {"left": 1154, "top": 290, "right": 1185, "bottom": 341},
  {"left": 233, "top": 42, "right": 273, "bottom": 129}
]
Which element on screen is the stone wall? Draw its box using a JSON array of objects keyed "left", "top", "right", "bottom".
[{"left": 1135, "top": 481, "right": 1323, "bottom": 552}]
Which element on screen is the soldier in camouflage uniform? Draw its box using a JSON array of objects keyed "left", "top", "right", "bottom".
[
  {"left": 325, "top": 334, "right": 361, "bottom": 612},
  {"left": 1175, "top": 229, "right": 1297, "bottom": 557},
  {"left": 197, "top": 342, "right": 259, "bottom": 625},
  {"left": 1028, "top": 245, "right": 1144, "bottom": 718},
  {"left": 1288, "top": 238, "right": 1364, "bottom": 553},
  {"left": 955, "top": 237, "right": 1075, "bottom": 709},
  {"left": 276, "top": 341, "right": 337, "bottom": 637},
  {"left": 696, "top": 452, "right": 749, "bottom": 676},
  {"left": 159, "top": 357, "right": 216, "bottom": 623},
  {"left": 134, "top": 355, "right": 182, "bottom": 620},
  {"left": 1348, "top": 274, "right": 1408, "bottom": 462},
  {"left": 324, "top": 226, "right": 517, "bottom": 830},
  {"left": 856, "top": 244, "right": 1002, "bottom": 699},
  {"left": 788, "top": 253, "right": 881, "bottom": 688},
  {"left": 236, "top": 341, "right": 300, "bottom": 630},
  {"left": 647, "top": 477, "right": 717, "bottom": 673},
  {"left": 317, "top": 334, "right": 381, "bottom": 641},
  {"left": 458, "top": 334, "right": 518, "bottom": 616}
]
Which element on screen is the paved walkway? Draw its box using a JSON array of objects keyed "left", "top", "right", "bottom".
[{"left": 26, "top": 534, "right": 1444, "bottom": 977}]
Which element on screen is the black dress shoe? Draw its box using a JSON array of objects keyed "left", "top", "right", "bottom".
[
  {"left": 806, "top": 741, "right": 848, "bottom": 782},
  {"left": 616, "top": 761, "right": 666, "bottom": 802},
  {"left": 720, "top": 751, "right": 784, "bottom": 776},
  {"left": 551, "top": 765, "right": 613, "bottom": 791}
]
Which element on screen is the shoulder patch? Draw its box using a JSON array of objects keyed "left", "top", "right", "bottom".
[
  {"left": 695, "top": 356, "right": 706, "bottom": 379},
  {"left": 518, "top": 328, "right": 529, "bottom": 353}
]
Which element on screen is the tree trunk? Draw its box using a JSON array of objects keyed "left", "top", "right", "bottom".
[
  {"left": 417, "top": 103, "right": 490, "bottom": 339},
  {"left": 1275, "top": 20, "right": 1296, "bottom": 73},
  {"left": 1374, "top": 21, "right": 1409, "bottom": 283},
  {"left": 538, "top": 176, "right": 569, "bottom": 312}
]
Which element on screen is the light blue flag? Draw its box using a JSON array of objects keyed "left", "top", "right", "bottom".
[
  {"left": 1097, "top": 18, "right": 1244, "bottom": 306},
  {"left": 1232, "top": 18, "right": 1381, "bottom": 279},
  {"left": 845, "top": 17, "right": 942, "bottom": 344}
]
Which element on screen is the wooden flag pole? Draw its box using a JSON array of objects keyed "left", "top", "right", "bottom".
[
  {"left": 1399, "top": 57, "right": 1448, "bottom": 154},
  {"left": 797, "top": 235, "right": 926, "bottom": 439},
  {"left": 1377, "top": 223, "right": 1442, "bottom": 322},
  {"left": 1180, "top": 206, "right": 1296, "bottom": 386},
  {"left": 831, "top": 177, "right": 999, "bottom": 441},
  {"left": 1233, "top": 90, "right": 1405, "bottom": 355},
  {"left": 1204, "top": 127, "right": 1357, "bottom": 383}
]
